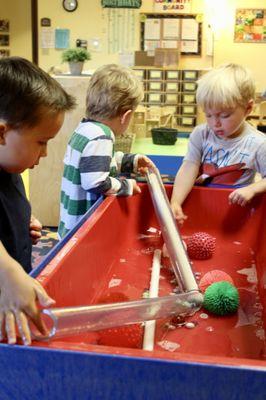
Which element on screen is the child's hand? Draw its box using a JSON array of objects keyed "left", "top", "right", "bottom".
[
  {"left": 137, "top": 155, "right": 156, "bottom": 175},
  {"left": 132, "top": 179, "right": 141, "bottom": 195},
  {"left": 0, "top": 263, "right": 55, "bottom": 345},
  {"left": 30, "top": 215, "right": 42, "bottom": 245},
  {"left": 228, "top": 187, "right": 255, "bottom": 206},
  {"left": 171, "top": 202, "right": 187, "bottom": 225}
]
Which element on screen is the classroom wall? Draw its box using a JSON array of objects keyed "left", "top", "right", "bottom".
[
  {"left": 209, "top": 0, "right": 266, "bottom": 90},
  {"left": 38, "top": 0, "right": 210, "bottom": 72},
  {"left": 0, "top": 0, "right": 32, "bottom": 194},
  {"left": 36, "top": 0, "right": 266, "bottom": 90},
  {"left": 0, "top": 0, "right": 32, "bottom": 59},
  {"left": 1, "top": 0, "right": 265, "bottom": 88}
]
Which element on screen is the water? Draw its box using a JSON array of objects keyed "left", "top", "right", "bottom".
[
  {"left": 36, "top": 227, "right": 266, "bottom": 363},
  {"left": 153, "top": 232, "right": 266, "bottom": 360}
]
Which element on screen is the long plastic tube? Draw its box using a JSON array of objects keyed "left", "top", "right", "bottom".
[
  {"left": 143, "top": 249, "right": 161, "bottom": 351},
  {"left": 32, "top": 290, "right": 203, "bottom": 341},
  {"left": 146, "top": 168, "right": 199, "bottom": 293}
]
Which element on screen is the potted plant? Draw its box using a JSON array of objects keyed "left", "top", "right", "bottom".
[{"left": 62, "top": 47, "right": 91, "bottom": 75}]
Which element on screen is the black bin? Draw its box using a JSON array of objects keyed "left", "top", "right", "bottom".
[
  {"left": 257, "top": 124, "right": 266, "bottom": 134},
  {"left": 151, "top": 127, "right": 178, "bottom": 145}
]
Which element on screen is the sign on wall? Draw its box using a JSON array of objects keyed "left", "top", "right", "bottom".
[
  {"left": 154, "top": 0, "right": 192, "bottom": 13},
  {"left": 101, "top": 0, "right": 142, "bottom": 8},
  {"left": 234, "top": 9, "right": 266, "bottom": 42},
  {"left": 102, "top": 8, "right": 137, "bottom": 54}
]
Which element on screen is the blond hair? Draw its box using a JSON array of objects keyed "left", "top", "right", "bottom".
[
  {"left": 86, "top": 64, "right": 143, "bottom": 120},
  {"left": 196, "top": 63, "right": 255, "bottom": 110}
]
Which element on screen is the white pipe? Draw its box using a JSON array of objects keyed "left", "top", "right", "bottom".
[
  {"left": 143, "top": 249, "right": 161, "bottom": 351},
  {"left": 146, "top": 168, "right": 198, "bottom": 292}
]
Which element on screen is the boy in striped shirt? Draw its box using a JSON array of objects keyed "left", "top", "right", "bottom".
[{"left": 59, "top": 64, "right": 154, "bottom": 238}]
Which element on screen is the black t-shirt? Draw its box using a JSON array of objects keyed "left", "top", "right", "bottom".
[{"left": 0, "top": 171, "right": 32, "bottom": 273}]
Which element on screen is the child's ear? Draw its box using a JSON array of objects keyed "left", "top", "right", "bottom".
[
  {"left": 120, "top": 110, "right": 132, "bottom": 125},
  {"left": 0, "top": 122, "right": 8, "bottom": 145},
  {"left": 245, "top": 99, "right": 254, "bottom": 116}
]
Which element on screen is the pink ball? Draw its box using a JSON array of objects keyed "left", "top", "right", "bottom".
[{"left": 199, "top": 269, "right": 234, "bottom": 292}]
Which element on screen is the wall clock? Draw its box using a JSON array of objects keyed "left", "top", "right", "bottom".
[{"left": 62, "top": 0, "right": 78, "bottom": 12}]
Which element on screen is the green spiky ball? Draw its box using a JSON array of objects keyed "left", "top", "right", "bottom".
[{"left": 203, "top": 281, "right": 239, "bottom": 316}]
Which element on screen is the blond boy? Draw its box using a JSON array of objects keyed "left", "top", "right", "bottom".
[
  {"left": 171, "top": 63, "right": 266, "bottom": 223},
  {"left": 59, "top": 64, "right": 154, "bottom": 238}
]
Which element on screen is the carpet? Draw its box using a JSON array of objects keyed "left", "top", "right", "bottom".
[{"left": 31, "top": 227, "right": 59, "bottom": 269}]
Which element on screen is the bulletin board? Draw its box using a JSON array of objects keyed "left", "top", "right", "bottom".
[
  {"left": 234, "top": 9, "right": 266, "bottom": 43},
  {"left": 140, "top": 13, "right": 202, "bottom": 56}
]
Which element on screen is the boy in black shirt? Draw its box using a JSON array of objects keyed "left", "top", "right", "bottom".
[{"left": 0, "top": 57, "right": 75, "bottom": 345}]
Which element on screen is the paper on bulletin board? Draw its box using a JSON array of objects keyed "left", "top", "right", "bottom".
[
  {"left": 118, "top": 52, "right": 134, "bottom": 67},
  {"left": 40, "top": 27, "right": 55, "bottom": 48},
  {"left": 55, "top": 29, "right": 70, "bottom": 49},
  {"left": 161, "top": 40, "right": 178, "bottom": 48},
  {"left": 144, "top": 19, "right": 160, "bottom": 40},
  {"left": 181, "top": 40, "right": 198, "bottom": 53},
  {"left": 181, "top": 19, "right": 198, "bottom": 40},
  {"left": 163, "top": 19, "right": 180, "bottom": 39},
  {"left": 144, "top": 40, "right": 160, "bottom": 56}
]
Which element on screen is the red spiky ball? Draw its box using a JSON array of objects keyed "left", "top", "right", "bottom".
[
  {"left": 186, "top": 232, "right": 216, "bottom": 260},
  {"left": 97, "top": 292, "right": 143, "bottom": 348}
]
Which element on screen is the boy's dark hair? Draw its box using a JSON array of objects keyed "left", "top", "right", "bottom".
[{"left": 0, "top": 57, "right": 76, "bottom": 128}]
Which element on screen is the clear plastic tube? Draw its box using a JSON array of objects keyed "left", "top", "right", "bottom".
[
  {"left": 146, "top": 168, "right": 199, "bottom": 292},
  {"left": 32, "top": 291, "right": 203, "bottom": 341}
]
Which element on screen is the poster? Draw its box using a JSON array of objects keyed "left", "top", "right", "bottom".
[
  {"left": 234, "top": 9, "right": 266, "bottom": 42},
  {"left": 163, "top": 19, "right": 180, "bottom": 39},
  {"left": 103, "top": 8, "right": 136, "bottom": 54},
  {"left": 0, "top": 19, "right": 9, "bottom": 32},
  {"left": 41, "top": 28, "right": 55, "bottom": 49},
  {"left": 144, "top": 19, "right": 160, "bottom": 40},
  {"left": 0, "top": 34, "right": 9, "bottom": 46},
  {"left": 181, "top": 19, "right": 198, "bottom": 40},
  {"left": 55, "top": 29, "right": 70, "bottom": 49}
]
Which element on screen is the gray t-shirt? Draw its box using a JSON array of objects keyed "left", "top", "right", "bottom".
[{"left": 184, "top": 122, "right": 266, "bottom": 186}]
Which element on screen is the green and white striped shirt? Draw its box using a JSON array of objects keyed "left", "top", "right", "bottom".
[{"left": 59, "top": 119, "right": 137, "bottom": 238}]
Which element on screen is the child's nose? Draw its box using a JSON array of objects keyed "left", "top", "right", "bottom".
[{"left": 214, "top": 116, "right": 221, "bottom": 127}]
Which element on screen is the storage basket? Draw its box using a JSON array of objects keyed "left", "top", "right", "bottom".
[
  {"left": 151, "top": 127, "right": 178, "bottom": 145},
  {"left": 257, "top": 124, "right": 266, "bottom": 134},
  {"left": 114, "top": 134, "right": 135, "bottom": 153}
]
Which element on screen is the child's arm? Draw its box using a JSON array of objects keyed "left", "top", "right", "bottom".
[
  {"left": 80, "top": 142, "right": 140, "bottom": 197},
  {"left": 229, "top": 177, "right": 266, "bottom": 206},
  {"left": 170, "top": 160, "right": 200, "bottom": 224},
  {"left": 0, "top": 242, "right": 55, "bottom": 345},
  {"left": 134, "top": 154, "right": 156, "bottom": 175},
  {"left": 116, "top": 152, "right": 156, "bottom": 175},
  {"left": 29, "top": 215, "right": 42, "bottom": 245}
]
